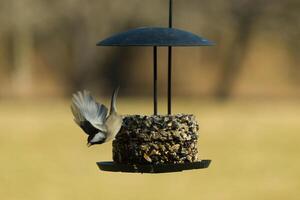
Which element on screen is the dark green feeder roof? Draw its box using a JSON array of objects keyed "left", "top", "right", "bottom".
[{"left": 97, "top": 27, "right": 215, "bottom": 47}]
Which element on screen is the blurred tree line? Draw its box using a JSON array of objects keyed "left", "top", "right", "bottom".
[{"left": 0, "top": 0, "right": 299, "bottom": 99}]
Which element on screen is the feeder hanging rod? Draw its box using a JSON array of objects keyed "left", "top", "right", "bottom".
[{"left": 168, "top": 0, "right": 173, "bottom": 115}]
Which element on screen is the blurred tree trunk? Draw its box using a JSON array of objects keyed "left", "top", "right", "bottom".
[
  {"left": 12, "top": 27, "right": 34, "bottom": 96},
  {"left": 11, "top": 1, "right": 34, "bottom": 97},
  {"left": 215, "top": 0, "right": 263, "bottom": 100}
]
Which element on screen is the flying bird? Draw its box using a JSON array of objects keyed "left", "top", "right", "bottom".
[{"left": 71, "top": 88, "right": 123, "bottom": 147}]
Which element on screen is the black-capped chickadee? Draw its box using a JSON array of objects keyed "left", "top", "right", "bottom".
[{"left": 71, "top": 88, "right": 123, "bottom": 147}]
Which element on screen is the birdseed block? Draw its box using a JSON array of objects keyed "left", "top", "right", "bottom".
[{"left": 113, "top": 114, "right": 199, "bottom": 164}]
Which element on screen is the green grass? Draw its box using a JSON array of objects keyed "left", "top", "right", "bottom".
[{"left": 0, "top": 99, "right": 299, "bottom": 200}]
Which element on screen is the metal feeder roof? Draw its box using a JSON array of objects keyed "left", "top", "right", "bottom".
[{"left": 97, "top": 27, "right": 214, "bottom": 47}]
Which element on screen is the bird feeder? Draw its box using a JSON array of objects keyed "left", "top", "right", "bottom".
[{"left": 97, "top": 0, "right": 214, "bottom": 173}]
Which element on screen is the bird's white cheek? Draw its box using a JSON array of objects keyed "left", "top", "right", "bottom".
[{"left": 90, "top": 132, "right": 106, "bottom": 143}]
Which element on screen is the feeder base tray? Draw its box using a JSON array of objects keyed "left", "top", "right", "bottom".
[{"left": 97, "top": 160, "right": 211, "bottom": 173}]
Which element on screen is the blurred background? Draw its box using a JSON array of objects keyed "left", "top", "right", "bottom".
[{"left": 0, "top": 0, "right": 299, "bottom": 200}]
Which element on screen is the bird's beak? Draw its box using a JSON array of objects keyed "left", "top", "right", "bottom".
[{"left": 87, "top": 143, "right": 92, "bottom": 147}]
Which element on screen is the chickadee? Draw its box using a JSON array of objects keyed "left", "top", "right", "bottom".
[{"left": 71, "top": 88, "right": 123, "bottom": 147}]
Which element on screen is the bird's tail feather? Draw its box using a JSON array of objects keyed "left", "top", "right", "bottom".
[{"left": 110, "top": 87, "right": 119, "bottom": 114}]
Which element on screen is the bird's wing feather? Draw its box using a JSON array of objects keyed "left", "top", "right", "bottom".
[
  {"left": 71, "top": 90, "right": 108, "bottom": 132},
  {"left": 71, "top": 103, "right": 83, "bottom": 126}
]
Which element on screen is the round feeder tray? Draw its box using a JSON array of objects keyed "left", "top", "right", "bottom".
[{"left": 97, "top": 160, "right": 211, "bottom": 173}]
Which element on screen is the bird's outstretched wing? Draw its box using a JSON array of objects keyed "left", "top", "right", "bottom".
[{"left": 71, "top": 90, "right": 108, "bottom": 133}]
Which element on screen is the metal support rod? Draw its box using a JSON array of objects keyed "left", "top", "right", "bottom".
[
  {"left": 153, "top": 46, "right": 158, "bottom": 115},
  {"left": 168, "top": 46, "right": 172, "bottom": 115},
  {"left": 169, "top": 0, "right": 173, "bottom": 28},
  {"left": 168, "top": 0, "right": 173, "bottom": 115}
]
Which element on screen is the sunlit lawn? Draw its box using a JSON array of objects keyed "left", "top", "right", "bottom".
[{"left": 0, "top": 98, "right": 299, "bottom": 200}]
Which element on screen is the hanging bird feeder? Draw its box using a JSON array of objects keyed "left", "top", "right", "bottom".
[{"left": 96, "top": 0, "right": 214, "bottom": 173}]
